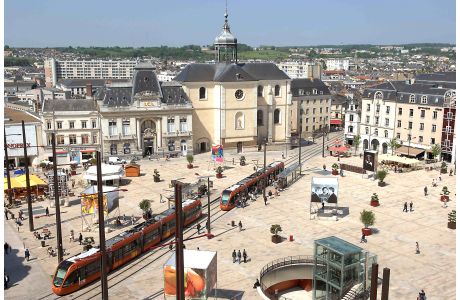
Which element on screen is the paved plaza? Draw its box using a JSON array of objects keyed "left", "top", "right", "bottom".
[{"left": 3, "top": 145, "right": 456, "bottom": 300}]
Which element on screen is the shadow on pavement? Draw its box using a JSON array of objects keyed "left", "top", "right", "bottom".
[
  {"left": 209, "top": 288, "right": 245, "bottom": 299},
  {"left": 4, "top": 247, "right": 31, "bottom": 287}
]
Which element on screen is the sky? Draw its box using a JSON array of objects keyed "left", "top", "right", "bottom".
[{"left": 4, "top": 0, "right": 456, "bottom": 47}]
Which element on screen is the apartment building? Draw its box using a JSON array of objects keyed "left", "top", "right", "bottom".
[
  {"left": 326, "top": 59, "right": 350, "bottom": 71},
  {"left": 290, "top": 78, "right": 332, "bottom": 139},
  {"left": 44, "top": 58, "right": 138, "bottom": 87},
  {"left": 330, "top": 94, "right": 348, "bottom": 130},
  {"left": 344, "top": 97, "right": 361, "bottom": 146},
  {"left": 276, "top": 61, "right": 322, "bottom": 79},
  {"left": 40, "top": 99, "right": 101, "bottom": 164}
]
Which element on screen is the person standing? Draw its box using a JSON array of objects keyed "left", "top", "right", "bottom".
[
  {"left": 78, "top": 233, "right": 83, "bottom": 245},
  {"left": 415, "top": 242, "right": 420, "bottom": 254},
  {"left": 424, "top": 186, "right": 428, "bottom": 196},
  {"left": 238, "top": 221, "right": 243, "bottom": 232},
  {"left": 4, "top": 208, "right": 9, "bottom": 220},
  {"left": 70, "top": 230, "right": 75, "bottom": 242},
  {"left": 264, "top": 196, "right": 267, "bottom": 206},
  {"left": 197, "top": 223, "right": 201, "bottom": 234},
  {"left": 4, "top": 274, "right": 9, "bottom": 289},
  {"left": 232, "top": 250, "right": 237, "bottom": 263},
  {"left": 4, "top": 242, "right": 9, "bottom": 254},
  {"left": 243, "top": 249, "right": 247, "bottom": 263},
  {"left": 45, "top": 207, "right": 49, "bottom": 216},
  {"left": 360, "top": 234, "right": 367, "bottom": 243},
  {"left": 409, "top": 202, "right": 413, "bottom": 212},
  {"left": 403, "top": 202, "right": 408, "bottom": 212},
  {"left": 25, "top": 248, "right": 30, "bottom": 261},
  {"left": 237, "top": 250, "right": 242, "bottom": 264},
  {"left": 419, "top": 289, "right": 426, "bottom": 300}
]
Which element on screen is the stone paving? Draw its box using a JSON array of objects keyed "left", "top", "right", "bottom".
[{"left": 3, "top": 145, "right": 456, "bottom": 300}]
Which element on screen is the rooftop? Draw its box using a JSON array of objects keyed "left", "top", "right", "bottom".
[{"left": 315, "top": 236, "right": 363, "bottom": 255}]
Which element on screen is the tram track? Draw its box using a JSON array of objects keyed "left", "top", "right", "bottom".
[{"left": 54, "top": 197, "right": 227, "bottom": 300}]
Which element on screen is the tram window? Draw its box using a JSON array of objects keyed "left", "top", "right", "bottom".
[
  {"left": 113, "top": 248, "right": 123, "bottom": 262},
  {"left": 144, "top": 229, "right": 159, "bottom": 243},
  {"left": 84, "top": 260, "right": 99, "bottom": 278},
  {"left": 63, "top": 270, "right": 79, "bottom": 287}
]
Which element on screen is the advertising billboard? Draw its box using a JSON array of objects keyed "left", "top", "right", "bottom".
[
  {"left": 5, "top": 125, "right": 38, "bottom": 156},
  {"left": 311, "top": 177, "right": 339, "bottom": 203},
  {"left": 363, "top": 150, "right": 378, "bottom": 172},
  {"left": 211, "top": 145, "right": 224, "bottom": 163},
  {"left": 80, "top": 186, "right": 119, "bottom": 215},
  {"left": 164, "top": 250, "right": 217, "bottom": 299},
  {"left": 70, "top": 150, "right": 81, "bottom": 164}
]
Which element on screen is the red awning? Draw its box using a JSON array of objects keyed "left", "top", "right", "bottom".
[
  {"left": 330, "top": 119, "right": 342, "bottom": 125},
  {"left": 55, "top": 151, "right": 68, "bottom": 154},
  {"left": 81, "top": 149, "right": 96, "bottom": 153},
  {"left": 328, "top": 146, "right": 349, "bottom": 153}
]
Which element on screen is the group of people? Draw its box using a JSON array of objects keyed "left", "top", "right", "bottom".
[
  {"left": 232, "top": 249, "right": 248, "bottom": 264},
  {"left": 403, "top": 201, "right": 414, "bottom": 212}
]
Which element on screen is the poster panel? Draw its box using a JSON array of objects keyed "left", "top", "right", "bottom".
[
  {"left": 363, "top": 150, "right": 378, "bottom": 172},
  {"left": 81, "top": 194, "right": 108, "bottom": 215},
  {"left": 311, "top": 177, "right": 339, "bottom": 203},
  {"left": 70, "top": 150, "right": 81, "bottom": 164},
  {"left": 211, "top": 145, "right": 224, "bottom": 163}
]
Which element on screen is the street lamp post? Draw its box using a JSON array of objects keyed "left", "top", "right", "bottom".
[
  {"left": 263, "top": 141, "right": 267, "bottom": 198},
  {"left": 51, "top": 133, "right": 64, "bottom": 262},
  {"left": 21, "top": 121, "right": 34, "bottom": 232},
  {"left": 96, "top": 151, "right": 109, "bottom": 300},
  {"left": 4, "top": 129, "right": 18, "bottom": 206},
  {"left": 197, "top": 175, "right": 214, "bottom": 239},
  {"left": 174, "top": 182, "right": 185, "bottom": 300}
]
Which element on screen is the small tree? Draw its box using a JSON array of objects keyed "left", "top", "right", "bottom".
[
  {"left": 441, "top": 186, "right": 450, "bottom": 196},
  {"left": 186, "top": 154, "right": 194, "bottom": 164},
  {"left": 360, "top": 210, "right": 375, "bottom": 228},
  {"left": 240, "top": 156, "right": 246, "bottom": 166},
  {"left": 331, "top": 163, "right": 339, "bottom": 171},
  {"left": 90, "top": 158, "right": 97, "bottom": 165},
  {"left": 448, "top": 210, "right": 456, "bottom": 223},
  {"left": 139, "top": 199, "right": 151, "bottom": 214},
  {"left": 153, "top": 169, "right": 160, "bottom": 182},
  {"left": 270, "top": 224, "right": 282, "bottom": 237},
  {"left": 389, "top": 138, "right": 401, "bottom": 155},
  {"left": 371, "top": 193, "right": 379, "bottom": 202},
  {"left": 353, "top": 134, "right": 361, "bottom": 155},
  {"left": 431, "top": 144, "right": 441, "bottom": 161},
  {"left": 376, "top": 169, "right": 388, "bottom": 183},
  {"left": 216, "top": 166, "right": 224, "bottom": 174}
]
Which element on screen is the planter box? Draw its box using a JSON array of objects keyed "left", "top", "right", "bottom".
[
  {"left": 187, "top": 164, "right": 193, "bottom": 169},
  {"left": 216, "top": 173, "right": 223, "bottom": 179},
  {"left": 370, "top": 200, "right": 380, "bottom": 207},
  {"left": 441, "top": 195, "right": 450, "bottom": 202},
  {"left": 441, "top": 169, "right": 448, "bottom": 174},
  {"left": 271, "top": 235, "right": 282, "bottom": 244},
  {"left": 378, "top": 181, "right": 385, "bottom": 187},
  {"left": 362, "top": 228, "right": 372, "bottom": 236},
  {"left": 153, "top": 176, "right": 160, "bottom": 182},
  {"left": 332, "top": 170, "right": 339, "bottom": 175},
  {"left": 240, "top": 162, "right": 246, "bottom": 166},
  {"left": 448, "top": 222, "right": 456, "bottom": 229}
]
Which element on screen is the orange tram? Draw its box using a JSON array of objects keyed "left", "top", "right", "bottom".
[
  {"left": 220, "top": 161, "right": 284, "bottom": 211},
  {"left": 51, "top": 199, "right": 202, "bottom": 296}
]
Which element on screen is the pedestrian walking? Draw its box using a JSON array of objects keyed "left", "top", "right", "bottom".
[
  {"left": 19, "top": 210, "right": 24, "bottom": 221},
  {"left": 450, "top": 169, "right": 453, "bottom": 176},
  {"left": 410, "top": 201, "right": 413, "bottom": 212},
  {"left": 4, "top": 208, "right": 9, "bottom": 220},
  {"left": 232, "top": 250, "right": 237, "bottom": 263},
  {"left": 419, "top": 289, "right": 426, "bottom": 300},
  {"left": 197, "top": 223, "right": 201, "bottom": 234},
  {"left": 237, "top": 250, "right": 242, "bottom": 264},
  {"left": 253, "top": 278, "right": 260, "bottom": 289},
  {"left": 403, "top": 202, "right": 408, "bottom": 212},
  {"left": 4, "top": 242, "right": 9, "bottom": 254},
  {"left": 45, "top": 207, "right": 49, "bottom": 216},
  {"left": 78, "top": 233, "right": 83, "bottom": 245},
  {"left": 415, "top": 242, "right": 420, "bottom": 254},
  {"left": 4, "top": 273, "right": 9, "bottom": 289},
  {"left": 131, "top": 214, "right": 135, "bottom": 225},
  {"left": 264, "top": 196, "right": 267, "bottom": 206},
  {"left": 197, "top": 247, "right": 200, "bottom": 251},
  {"left": 243, "top": 249, "right": 247, "bottom": 263},
  {"left": 439, "top": 175, "right": 442, "bottom": 181},
  {"left": 238, "top": 221, "right": 243, "bottom": 232},
  {"left": 424, "top": 186, "right": 428, "bottom": 196},
  {"left": 70, "top": 230, "right": 75, "bottom": 242},
  {"left": 322, "top": 202, "right": 325, "bottom": 211},
  {"left": 360, "top": 234, "right": 367, "bottom": 243},
  {"left": 25, "top": 248, "right": 30, "bottom": 261}
]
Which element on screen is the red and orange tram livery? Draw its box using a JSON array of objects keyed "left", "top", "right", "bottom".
[
  {"left": 51, "top": 199, "right": 202, "bottom": 296},
  {"left": 220, "top": 161, "right": 284, "bottom": 211}
]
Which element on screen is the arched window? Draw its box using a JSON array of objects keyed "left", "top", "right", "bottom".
[
  {"left": 199, "top": 87, "right": 206, "bottom": 100},
  {"left": 275, "top": 85, "right": 280, "bottom": 97},
  {"left": 421, "top": 95, "right": 428, "bottom": 104},
  {"left": 257, "top": 110, "right": 263, "bottom": 126},
  {"left": 374, "top": 128, "right": 378, "bottom": 136},
  {"left": 374, "top": 91, "right": 383, "bottom": 100},
  {"left": 257, "top": 85, "right": 264, "bottom": 97},
  {"left": 274, "top": 109, "right": 281, "bottom": 124},
  {"left": 235, "top": 112, "right": 245, "bottom": 130},
  {"left": 409, "top": 94, "right": 415, "bottom": 103},
  {"left": 384, "top": 130, "right": 388, "bottom": 138}
]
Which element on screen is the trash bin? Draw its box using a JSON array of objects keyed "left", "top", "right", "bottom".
[
  {"left": 231, "top": 220, "right": 235, "bottom": 227},
  {"left": 41, "top": 240, "right": 46, "bottom": 247},
  {"left": 289, "top": 235, "right": 294, "bottom": 242}
]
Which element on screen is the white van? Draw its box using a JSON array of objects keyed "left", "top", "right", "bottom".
[{"left": 108, "top": 156, "right": 126, "bottom": 165}]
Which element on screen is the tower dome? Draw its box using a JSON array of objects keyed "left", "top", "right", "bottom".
[{"left": 214, "top": 9, "right": 238, "bottom": 63}]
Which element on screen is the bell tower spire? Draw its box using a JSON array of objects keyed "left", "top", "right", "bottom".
[{"left": 214, "top": 2, "right": 238, "bottom": 64}]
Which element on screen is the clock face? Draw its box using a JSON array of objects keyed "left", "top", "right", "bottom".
[{"left": 235, "top": 89, "right": 244, "bottom": 100}]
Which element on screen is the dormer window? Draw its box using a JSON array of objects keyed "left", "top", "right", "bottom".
[
  {"left": 409, "top": 94, "right": 415, "bottom": 103},
  {"left": 319, "top": 91, "right": 323, "bottom": 95},
  {"left": 374, "top": 91, "right": 383, "bottom": 100},
  {"left": 144, "top": 77, "right": 149, "bottom": 82},
  {"left": 312, "top": 89, "right": 317, "bottom": 95},
  {"left": 299, "top": 89, "right": 305, "bottom": 96},
  {"left": 199, "top": 87, "right": 206, "bottom": 100},
  {"left": 421, "top": 95, "right": 428, "bottom": 104}
]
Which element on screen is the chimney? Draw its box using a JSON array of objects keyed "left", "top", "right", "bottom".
[{"left": 86, "top": 83, "right": 93, "bottom": 98}]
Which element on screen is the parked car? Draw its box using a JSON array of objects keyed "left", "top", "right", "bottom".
[{"left": 108, "top": 156, "right": 126, "bottom": 165}]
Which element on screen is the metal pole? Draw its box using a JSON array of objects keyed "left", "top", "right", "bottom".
[
  {"left": 322, "top": 127, "right": 325, "bottom": 158},
  {"left": 22, "top": 121, "right": 34, "bottom": 232},
  {"left": 263, "top": 143, "right": 267, "bottom": 198},
  {"left": 4, "top": 128, "right": 13, "bottom": 206},
  {"left": 174, "top": 182, "right": 185, "bottom": 300},
  {"left": 96, "top": 151, "right": 109, "bottom": 300},
  {"left": 207, "top": 177, "right": 211, "bottom": 238},
  {"left": 298, "top": 99, "right": 302, "bottom": 174},
  {"left": 51, "top": 133, "right": 64, "bottom": 262},
  {"left": 381, "top": 267, "right": 390, "bottom": 300},
  {"left": 370, "top": 263, "right": 378, "bottom": 300}
]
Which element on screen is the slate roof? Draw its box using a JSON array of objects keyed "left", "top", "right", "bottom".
[
  {"left": 42, "top": 99, "right": 98, "bottom": 112},
  {"left": 331, "top": 94, "right": 349, "bottom": 106},
  {"left": 291, "top": 78, "right": 331, "bottom": 96},
  {"left": 174, "top": 62, "right": 289, "bottom": 83},
  {"left": 415, "top": 72, "right": 456, "bottom": 84},
  {"left": 57, "top": 79, "right": 121, "bottom": 88},
  {"left": 161, "top": 82, "right": 191, "bottom": 105}
]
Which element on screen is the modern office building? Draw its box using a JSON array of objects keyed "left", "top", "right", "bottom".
[{"left": 277, "top": 61, "right": 322, "bottom": 79}]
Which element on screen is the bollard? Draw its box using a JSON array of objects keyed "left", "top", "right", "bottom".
[
  {"left": 289, "top": 235, "right": 294, "bottom": 242},
  {"left": 231, "top": 220, "right": 235, "bottom": 227}
]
